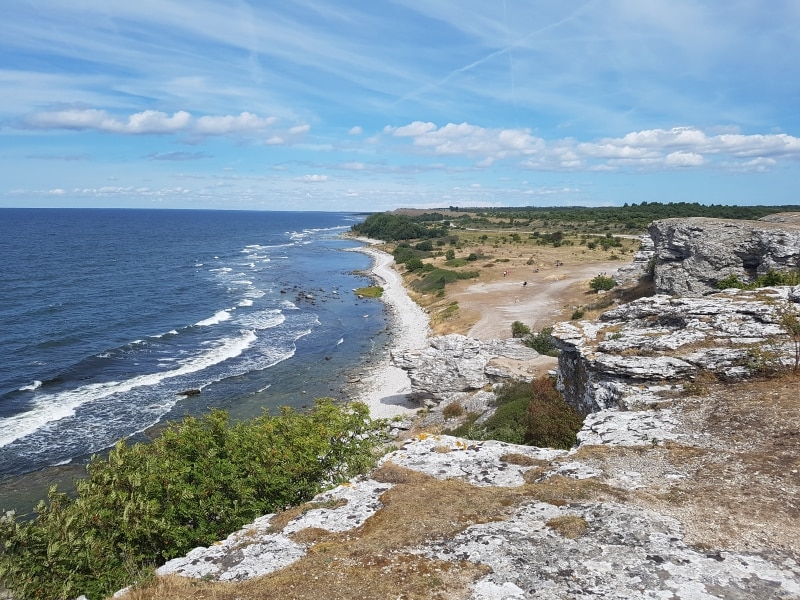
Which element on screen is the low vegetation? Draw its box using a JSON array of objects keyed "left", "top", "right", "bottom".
[
  {"left": 354, "top": 286, "right": 383, "bottom": 298},
  {"left": 589, "top": 273, "right": 617, "bottom": 292},
  {"left": 716, "top": 269, "right": 800, "bottom": 290},
  {"left": 0, "top": 400, "right": 385, "bottom": 600},
  {"left": 445, "top": 376, "right": 582, "bottom": 449},
  {"left": 522, "top": 326, "right": 559, "bottom": 356}
]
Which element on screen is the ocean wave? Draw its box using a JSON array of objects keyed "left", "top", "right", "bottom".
[
  {"left": 18, "top": 380, "right": 42, "bottom": 391},
  {"left": 0, "top": 330, "right": 258, "bottom": 449},
  {"left": 195, "top": 309, "right": 232, "bottom": 327}
]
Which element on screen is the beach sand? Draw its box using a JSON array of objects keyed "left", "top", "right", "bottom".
[{"left": 349, "top": 242, "right": 430, "bottom": 419}]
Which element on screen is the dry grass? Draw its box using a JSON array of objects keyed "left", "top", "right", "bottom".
[
  {"left": 571, "top": 374, "right": 800, "bottom": 555},
  {"left": 399, "top": 231, "right": 640, "bottom": 336},
  {"left": 546, "top": 515, "right": 589, "bottom": 539}
]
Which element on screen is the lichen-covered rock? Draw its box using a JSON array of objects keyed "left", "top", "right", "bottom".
[
  {"left": 649, "top": 216, "right": 800, "bottom": 296},
  {"left": 391, "top": 334, "right": 540, "bottom": 401},
  {"left": 552, "top": 287, "right": 799, "bottom": 414}
]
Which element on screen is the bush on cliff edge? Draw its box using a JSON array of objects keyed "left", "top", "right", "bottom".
[
  {"left": 445, "top": 377, "right": 582, "bottom": 449},
  {"left": 0, "top": 400, "right": 384, "bottom": 600}
]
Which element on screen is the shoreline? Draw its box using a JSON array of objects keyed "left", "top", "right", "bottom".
[{"left": 347, "top": 239, "right": 430, "bottom": 420}]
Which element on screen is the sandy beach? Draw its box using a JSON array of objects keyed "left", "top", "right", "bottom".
[{"left": 349, "top": 242, "right": 430, "bottom": 419}]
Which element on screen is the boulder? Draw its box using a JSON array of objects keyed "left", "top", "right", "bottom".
[
  {"left": 391, "top": 334, "right": 540, "bottom": 402},
  {"left": 648, "top": 216, "right": 800, "bottom": 296}
]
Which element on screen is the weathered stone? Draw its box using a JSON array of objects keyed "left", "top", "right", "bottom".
[
  {"left": 391, "top": 334, "right": 539, "bottom": 401},
  {"left": 614, "top": 233, "right": 655, "bottom": 285},
  {"left": 425, "top": 501, "right": 800, "bottom": 599},
  {"left": 649, "top": 216, "right": 800, "bottom": 296},
  {"left": 552, "top": 288, "right": 800, "bottom": 414}
]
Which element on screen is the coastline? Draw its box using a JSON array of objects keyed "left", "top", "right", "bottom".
[{"left": 347, "top": 240, "right": 430, "bottom": 419}]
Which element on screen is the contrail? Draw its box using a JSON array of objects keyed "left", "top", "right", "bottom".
[
  {"left": 503, "top": 0, "right": 518, "bottom": 127},
  {"left": 394, "top": 0, "right": 598, "bottom": 107}
]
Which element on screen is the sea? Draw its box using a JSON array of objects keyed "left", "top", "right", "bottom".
[{"left": 0, "top": 208, "right": 389, "bottom": 513}]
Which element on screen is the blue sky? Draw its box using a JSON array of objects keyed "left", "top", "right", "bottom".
[{"left": 2, "top": 1, "right": 799, "bottom": 211}]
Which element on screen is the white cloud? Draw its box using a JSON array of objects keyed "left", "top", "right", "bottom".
[
  {"left": 385, "top": 121, "right": 800, "bottom": 172},
  {"left": 297, "top": 174, "right": 329, "bottom": 182},
  {"left": 289, "top": 123, "right": 311, "bottom": 135},
  {"left": 349, "top": 126, "right": 363, "bottom": 135},
  {"left": 20, "top": 108, "right": 282, "bottom": 137},
  {"left": 665, "top": 151, "right": 704, "bottom": 167},
  {"left": 194, "top": 112, "right": 277, "bottom": 135}
]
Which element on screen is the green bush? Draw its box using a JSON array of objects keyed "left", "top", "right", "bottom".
[
  {"left": 0, "top": 400, "right": 383, "bottom": 600},
  {"left": 405, "top": 257, "right": 425, "bottom": 272},
  {"left": 445, "top": 249, "right": 455, "bottom": 261},
  {"left": 443, "top": 378, "right": 582, "bottom": 449},
  {"left": 589, "top": 274, "right": 617, "bottom": 292},
  {"left": 524, "top": 327, "right": 558, "bottom": 356},
  {"left": 524, "top": 377, "right": 583, "bottom": 449},
  {"left": 717, "top": 269, "right": 800, "bottom": 290},
  {"left": 410, "top": 268, "right": 479, "bottom": 293},
  {"left": 511, "top": 321, "right": 531, "bottom": 338}
]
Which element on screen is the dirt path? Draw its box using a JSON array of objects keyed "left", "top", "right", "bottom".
[{"left": 452, "top": 261, "right": 622, "bottom": 340}]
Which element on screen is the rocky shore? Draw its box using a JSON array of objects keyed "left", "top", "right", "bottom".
[{"left": 118, "top": 219, "right": 800, "bottom": 599}]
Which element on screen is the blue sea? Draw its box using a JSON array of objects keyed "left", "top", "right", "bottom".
[{"left": 0, "top": 209, "right": 387, "bottom": 503}]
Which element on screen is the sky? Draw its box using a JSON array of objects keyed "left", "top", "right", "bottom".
[{"left": 1, "top": 1, "right": 799, "bottom": 212}]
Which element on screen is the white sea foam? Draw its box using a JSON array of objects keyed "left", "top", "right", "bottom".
[
  {"left": 336, "top": 337, "right": 344, "bottom": 346},
  {"left": 19, "top": 380, "right": 42, "bottom": 391},
  {"left": 0, "top": 330, "right": 258, "bottom": 448},
  {"left": 238, "top": 299, "right": 254, "bottom": 307},
  {"left": 195, "top": 310, "right": 232, "bottom": 327},
  {"left": 236, "top": 309, "right": 284, "bottom": 330}
]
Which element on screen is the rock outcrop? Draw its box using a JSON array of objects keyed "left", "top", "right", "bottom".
[
  {"left": 649, "top": 216, "right": 800, "bottom": 296},
  {"left": 391, "top": 334, "right": 541, "bottom": 403},
  {"left": 551, "top": 286, "right": 800, "bottom": 416}
]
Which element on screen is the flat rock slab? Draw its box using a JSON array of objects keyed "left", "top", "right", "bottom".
[
  {"left": 424, "top": 501, "right": 800, "bottom": 600},
  {"left": 384, "top": 434, "right": 567, "bottom": 487},
  {"left": 156, "top": 478, "right": 393, "bottom": 581}
]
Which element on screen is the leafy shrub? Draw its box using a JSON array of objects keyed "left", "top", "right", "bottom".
[
  {"left": 405, "top": 257, "right": 424, "bottom": 272},
  {"left": 466, "top": 253, "right": 479, "bottom": 261},
  {"left": 0, "top": 400, "right": 383, "bottom": 600},
  {"left": 589, "top": 274, "right": 617, "bottom": 292},
  {"left": 524, "top": 376, "right": 583, "bottom": 449},
  {"left": 443, "top": 378, "right": 582, "bottom": 449},
  {"left": 445, "top": 249, "right": 455, "bottom": 261},
  {"left": 392, "top": 246, "right": 415, "bottom": 265},
  {"left": 524, "top": 327, "right": 558, "bottom": 356},
  {"left": 415, "top": 240, "right": 433, "bottom": 251},
  {"left": 511, "top": 321, "right": 531, "bottom": 338},
  {"left": 350, "top": 213, "right": 432, "bottom": 241},
  {"left": 717, "top": 269, "right": 800, "bottom": 290},
  {"left": 571, "top": 309, "right": 585, "bottom": 320},
  {"left": 716, "top": 274, "right": 745, "bottom": 289}
]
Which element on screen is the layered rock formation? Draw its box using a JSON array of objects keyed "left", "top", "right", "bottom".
[
  {"left": 649, "top": 217, "right": 800, "bottom": 296},
  {"left": 551, "top": 286, "right": 800, "bottom": 416}
]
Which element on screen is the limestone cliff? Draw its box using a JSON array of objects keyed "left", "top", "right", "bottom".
[{"left": 649, "top": 216, "right": 800, "bottom": 296}]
